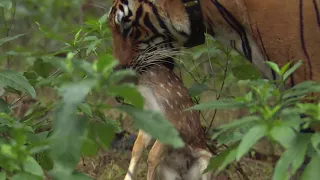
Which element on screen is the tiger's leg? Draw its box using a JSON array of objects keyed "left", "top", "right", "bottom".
[
  {"left": 147, "top": 140, "right": 167, "bottom": 180},
  {"left": 124, "top": 130, "right": 152, "bottom": 180}
]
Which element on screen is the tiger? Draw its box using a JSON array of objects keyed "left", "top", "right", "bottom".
[{"left": 108, "top": 0, "right": 320, "bottom": 87}]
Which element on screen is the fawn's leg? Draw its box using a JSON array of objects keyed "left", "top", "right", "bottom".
[
  {"left": 185, "top": 149, "right": 212, "bottom": 180},
  {"left": 147, "top": 140, "right": 167, "bottom": 180},
  {"left": 124, "top": 130, "right": 152, "bottom": 180}
]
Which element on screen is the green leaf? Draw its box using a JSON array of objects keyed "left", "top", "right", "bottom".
[
  {"left": 311, "top": 133, "right": 320, "bottom": 153},
  {"left": 283, "top": 60, "right": 302, "bottom": 81},
  {"left": 33, "top": 59, "right": 54, "bottom": 78},
  {"left": 50, "top": 80, "right": 96, "bottom": 172},
  {"left": 236, "top": 124, "right": 268, "bottom": 160},
  {"left": 0, "top": 98, "right": 10, "bottom": 114},
  {"left": 118, "top": 105, "right": 184, "bottom": 148},
  {"left": 35, "top": 151, "right": 53, "bottom": 171},
  {"left": 0, "top": 33, "right": 27, "bottom": 46},
  {"left": 78, "top": 103, "right": 93, "bottom": 117},
  {"left": 301, "top": 156, "right": 320, "bottom": 180},
  {"left": 232, "top": 64, "right": 261, "bottom": 80},
  {"left": 205, "top": 143, "right": 239, "bottom": 174},
  {"left": 81, "top": 138, "right": 99, "bottom": 156},
  {"left": 89, "top": 121, "right": 117, "bottom": 148},
  {"left": 187, "top": 99, "right": 245, "bottom": 111},
  {"left": 273, "top": 134, "right": 310, "bottom": 180},
  {"left": 217, "top": 116, "right": 260, "bottom": 132},
  {"left": 269, "top": 125, "right": 296, "bottom": 149},
  {"left": 188, "top": 82, "right": 208, "bottom": 97},
  {"left": 93, "top": 55, "right": 118, "bottom": 77},
  {"left": 107, "top": 69, "right": 137, "bottom": 85},
  {"left": 266, "top": 61, "right": 280, "bottom": 75},
  {"left": 0, "top": 70, "right": 36, "bottom": 98},
  {"left": 11, "top": 172, "right": 41, "bottom": 180},
  {"left": 98, "top": 13, "right": 109, "bottom": 26},
  {"left": 280, "top": 62, "right": 292, "bottom": 75},
  {"left": 23, "top": 156, "right": 44, "bottom": 178},
  {"left": 0, "top": 172, "right": 6, "bottom": 180},
  {"left": 108, "top": 84, "right": 144, "bottom": 109}
]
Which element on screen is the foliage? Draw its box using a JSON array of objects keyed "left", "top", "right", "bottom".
[
  {"left": 0, "top": 1, "right": 183, "bottom": 179},
  {"left": 190, "top": 61, "right": 320, "bottom": 179}
]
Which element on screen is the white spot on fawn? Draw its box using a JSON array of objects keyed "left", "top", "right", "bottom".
[
  {"left": 160, "top": 84, "right": 165, "bottom": 88},
  {"left": 177, "top": 92, "right": 182, "bottom": 97}
]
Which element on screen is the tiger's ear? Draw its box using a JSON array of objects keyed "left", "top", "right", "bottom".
[{"left": 110, "top": 25, "right": 136, "bottom": 66}]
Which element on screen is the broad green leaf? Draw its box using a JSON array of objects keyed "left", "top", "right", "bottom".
[
  {"left": 0, "top": 172, "right": 6, "bottom": 180},
  {"left": 35, "top": 151, "right": 53, "bottom": 171},
  {"left": 0, "top": 99, "right": 10, "bottom": 114},
  {"left": 11, "top": 172, "right": 41, "bottom": 180},
  {"left": 89, "top": 121, "right": 117, "bottom": 148},
  {"left": 78, "top": 103, "right": 93, "bottom": 117},
  {"left": 311, "top": 133, "right": 320, "bottom": 153},
  {"left": 93, "top": 54, "right": 118, "bottom": 77},
  {"left": 232, "top": 64, "right": 261, "bottom": 80},
  {"left": 266, "top": 61, "right": 280, "bottom": 75},
  {"left": 301, "top": 156, "right": 320, "bottom": 180},
  {"left": 23, "top": 71, "right": 38, "bottom": 86},
  {"left": 205, "top": 143, "right": 239, "bottom": 174},
  {"left": 108, "top": 84, "right": 144, "bottom": 109},
  {"left": 188, "top": 82, "right": 208, "bottom": 97},
  {"left": 273, "top": 134, "right": 310, "bottom": 180},
  {"left": 0, "top": 0, "right": 12, "bottom": 9},
  {"left": 33, "top": 59, "right": 54, "bottom": 78},
  {"left": 0, "top": 33, "right": 27, "bottom": 46},
  {"left": 107, "top": 69, "right": 137, "bottom": 85},
  {"left": 118, "top": 105, "right": 184, "bottom": 148},
  {"left": 0, "top": 70, "right": 36, "bottom": 98},
  {"left": 50, "top": 80, "right": 96, "bottom": 172},
  {"left": 269, "top": 125, "right": 296, "bottom": 148},
  {"left": 23, "top": 156, "right": 44, "bottom": 178},
  {"left": 81, "top": 138, "right": 99, "bottom": 156},
  {"left": 187, "top": 99, "right": 245, "bottom": 111},
  {"left": 283, "top": 60, "right": 302, "bottom": 81},
  {"left": 236, "top": 124, "right": 268, "bottom": 160}
]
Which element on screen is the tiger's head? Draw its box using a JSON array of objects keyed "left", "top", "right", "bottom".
[{"left": 108, "top": 0, "right": 201, "bottom": 72}]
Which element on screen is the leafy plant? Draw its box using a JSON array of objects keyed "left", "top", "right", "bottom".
[{"left": 190, "top": 61, "right": 320, "bottom": 179}]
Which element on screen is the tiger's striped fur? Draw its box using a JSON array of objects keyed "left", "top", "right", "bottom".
[{"left": 108, "top": 0, "right": 320, "bottom": 86}]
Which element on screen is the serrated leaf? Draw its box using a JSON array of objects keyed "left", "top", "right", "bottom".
[
  {"left": 236, "top": 124, "right": 268, "bottom": 160},
  {"left": 0, "top": 70, "right": 36, "bottom": 98},
  {"left": 301, "top": 156, "right": 320, "bottom": 180},
  {"left": 118, "top": 105, "right": 184, "bottom": 148},
  {"left": 0, "top": 33, "right": 27, "bottom": 46},
  {"left": 108, "top": 69, "right": 137, "bottom": 85},
  {"left": 23, "top": 156, "right": 44, "bottom": 178},
  {"left": 187, "top": 99, "right": 245, "bottom": 111},
  {"left": 273, "top": 134, "right": 310, "bottom": 180}
]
